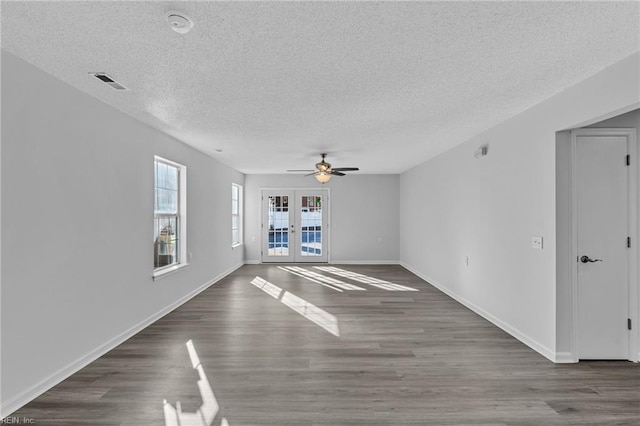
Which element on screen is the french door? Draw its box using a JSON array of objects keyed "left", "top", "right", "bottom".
[{"left": 261, "top": 189, "right": 328, "bottom": 263}]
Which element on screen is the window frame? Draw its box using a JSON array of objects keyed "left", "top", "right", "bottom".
[
  {"left": 153, "top": 156, "right": 188, "bottom": 279},
  {"left": 232, "top": 183, "right": 243, "bottom": 247}
]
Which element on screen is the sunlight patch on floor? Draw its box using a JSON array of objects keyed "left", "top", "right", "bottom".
[
  {"left": 250, "top": 276, "right": 340, "bottom": 337},
  {"left": 314, "top": 266, "right": 419, "bottom": 291},
  {"left": 281, "top": 266, "right": 366, "bottom": 291},
  {"left": 250, "top": 276, "right": 283, "bottom": 299},
  {"left": 281, "top": 291, "right": 340, "bottom": 337},
  {"left": 277, "top": 266, "right": 344, "bottom": 292},
  {"left": 163, "top": 340, "right": 230, "bottom": 426}
]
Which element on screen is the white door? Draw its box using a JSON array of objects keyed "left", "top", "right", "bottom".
[
  {"left": 261, "top": 189, "right": 328, "bottom": 263},
  {"left": 575, "top": 132, "right": 630, "bottom": 359}
]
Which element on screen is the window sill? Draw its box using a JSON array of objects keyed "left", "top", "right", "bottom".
[{"left": 153, "top": 263, "right": 189, "bottom": 281}]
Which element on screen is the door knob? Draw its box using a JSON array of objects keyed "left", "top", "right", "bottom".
[{"left": 580, "top": 255, "right": 603, "bottom": 263}]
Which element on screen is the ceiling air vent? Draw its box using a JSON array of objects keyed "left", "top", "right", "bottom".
[{"left": 90, "top": 73, "right": 128, "bottom": 90}]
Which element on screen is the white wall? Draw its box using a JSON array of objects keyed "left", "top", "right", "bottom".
[
  {"left": 585, "top": 109, "right": 639, "bottom": 129},
  {"left": 555, "top": 129, "right": 573, "bottom": 360},
  {"left": 400, "top": 52, "right": 640, "bottom": 361},
  {"left": 0, "top": 51, "right": 244, "bottom": 415},
  {"left": 244, "top": 174, "right": 399, "bottom": 263}
]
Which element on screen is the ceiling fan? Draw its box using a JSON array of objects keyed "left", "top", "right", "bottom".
[{"left": 287, "top": 154, "right": 360, "bottom": 183}]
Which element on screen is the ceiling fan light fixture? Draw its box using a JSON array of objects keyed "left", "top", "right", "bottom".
[
  {"left": 289, "top": 154, "right": 357, "bottom": 182},
  {"left": 315, "top": 172, "right": 332, "bottom": 184}
]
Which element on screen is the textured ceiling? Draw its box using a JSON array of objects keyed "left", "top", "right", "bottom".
[{"left": 2, "top": 1, "right": 639, "bottom": 174}]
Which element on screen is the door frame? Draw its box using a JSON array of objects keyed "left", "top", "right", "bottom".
[
  {"left": 260, "top": 188, "right": 330, "bottom": 263},
  {"left": 570, "top": 128, "right": 638, "bottom": 362}
]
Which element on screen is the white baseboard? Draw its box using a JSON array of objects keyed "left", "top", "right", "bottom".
[
  {"left": 244, "top": 260, "right": 400, "bottom": 265},
  {"left": 0, "top": 263, "right": 243, "bottom": 419},
  {"left": 400, "top": 262, "right": 557, "bottom": 363},
  {"left": 554, "top": 352, "right": 578, "bottom": 363}
]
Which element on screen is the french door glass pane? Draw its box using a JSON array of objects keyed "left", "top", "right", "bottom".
[
  {"left": 300, "top": 195, "right": 322, "bottom": 256},
  {"left": 268, "top": 195, "right": 289, "bottom": 256}
]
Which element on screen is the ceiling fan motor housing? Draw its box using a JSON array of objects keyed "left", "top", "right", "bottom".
[
  {"left": 315, "top": 153, "right": 331, "bottom": 172},
  {"left": 316, "top": 160, "right": 331, "bottom": 172}
]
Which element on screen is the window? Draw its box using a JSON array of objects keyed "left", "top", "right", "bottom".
[
  {"left": 154, "top": 156, "right": 187, "bottom": 276},
  {"left": 232, "top": 183, "right": 243, "bottom": 246}
]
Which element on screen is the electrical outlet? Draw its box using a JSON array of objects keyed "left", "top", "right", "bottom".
[
  {"left": 465, "top": 256, "right": 469, "bottom": 266},
  {"left": 532, "top": 236, "right": 543, "bottom": 249}
]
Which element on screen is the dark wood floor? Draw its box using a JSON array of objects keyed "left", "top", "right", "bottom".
[{"left": 9, "top": 264, "right": 640, "bottom": 425}]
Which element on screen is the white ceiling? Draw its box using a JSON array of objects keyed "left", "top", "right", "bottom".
[{"left": 2, "top": 1, "right": 639, "bottom": 174}]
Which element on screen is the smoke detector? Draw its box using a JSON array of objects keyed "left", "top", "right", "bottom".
[{"left": 166, "top": 11, "right": 193, "bottom": 34}]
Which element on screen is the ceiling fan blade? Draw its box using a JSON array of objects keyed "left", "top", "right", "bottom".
[{"left": 289, "top": 155, "right": 358, "bottom": 178}]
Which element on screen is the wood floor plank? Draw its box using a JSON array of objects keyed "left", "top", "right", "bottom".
[{"left": 6, "top": 264, "right": 640, "bottom": 425}]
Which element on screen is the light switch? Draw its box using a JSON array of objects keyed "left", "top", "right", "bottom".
[{"left": 532, "top": 236, "right": 543, "bottom": 249}]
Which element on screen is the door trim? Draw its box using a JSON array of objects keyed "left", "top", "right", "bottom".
[
  {"left": 570, "top": 128, "right": 638, "bottom": 362},
  {"left": 259, "top": 188, "right": 331, "bottom": 263}
]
